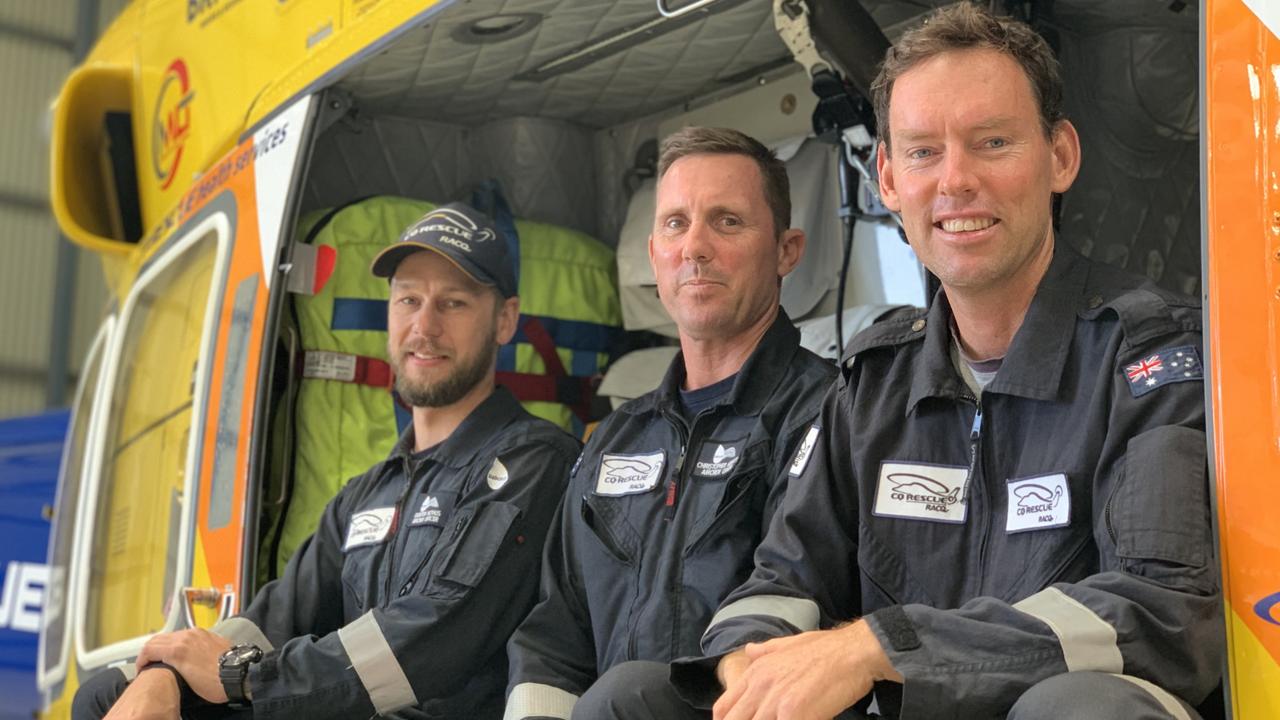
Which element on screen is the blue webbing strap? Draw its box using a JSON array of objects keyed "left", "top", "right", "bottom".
[{"left": 331, "top": 298, "right": 388, "bottom": 331}]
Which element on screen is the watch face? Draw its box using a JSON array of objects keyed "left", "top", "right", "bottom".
[{"left": 222, "top": 644, "right": 262, "bottom": 666}]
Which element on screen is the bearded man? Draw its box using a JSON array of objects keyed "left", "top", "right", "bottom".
[{"left": 75, "top": 202, "right": 580, "bottom": 720}]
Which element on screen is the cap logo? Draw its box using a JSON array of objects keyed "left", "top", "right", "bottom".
[
  {"left": 408, "top": 208, "right": 497, "bottom": 244},
  {"left": 435, "top": 234, "right": 472, "bottom": 253}
]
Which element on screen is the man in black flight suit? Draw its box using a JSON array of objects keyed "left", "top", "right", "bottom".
[
  {"left": 503, "top": 126, "right": 837, "bottom": 720},
  {"left": 75, "top": 202, "right": 580, "bottom": 720}
]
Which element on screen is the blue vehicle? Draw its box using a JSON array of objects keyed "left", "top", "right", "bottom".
[{"left": 0, "top": 411, "right": 68, "bottom": 717}]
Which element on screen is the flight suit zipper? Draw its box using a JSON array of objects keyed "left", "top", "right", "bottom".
[
  {"left": 666, "top": 445, "right": 685, "bottom": 519},
  {"left": 961, "top": 396, "right": 990, "bottom": 591},
  {"left": 399, "top": 513, "right": 466, "bottom": 596},
  {"left": 382, "top": 456, "right": 420, "bottom": 604},
  {"left": 661, "top": 409, "right": 693, "bottom": 522}
]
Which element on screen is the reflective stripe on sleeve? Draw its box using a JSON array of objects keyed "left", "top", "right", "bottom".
[
  {"left": 1110, "top": 674, "right": 1193, "bottom": 720},
  {"left": 503, "top": 682, "right": 578, "bottom": 720},
  {"left": 337, "top": 612, "right": 418, "bottom": 714},
  {"left": 1012, "top": 587, "right": 1123, "bottom": 673},
  {"left": 211, "top": 616, "right": 275, "bottom": 652},
  {"left": 705, "top": 595, "right": 821, "bottom": 637}
]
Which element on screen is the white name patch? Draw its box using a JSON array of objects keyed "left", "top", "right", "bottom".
[
  {"left": 410, "top": 495, "right": 442, "bottom": 527},
  {"left": 789, "top": 425, "right": 820, "bottom": 477},
  {"left": 344, "top": 507, "right": 396, "bottom": 550},
  {"left": 873, "top": 462, "right": 969, "bottom": 524},
  {"left": 1005, "top": 473, "right": 1070, "bottom": 533},
  {"left": 596, "top": 451, "right": 664, "bottom": 497}
]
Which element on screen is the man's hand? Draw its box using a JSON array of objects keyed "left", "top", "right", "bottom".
[
  {"left": 102, "top": 667, "right": 181, "bottom": 720},
  {"left": 713, "top": 620, "right": 902, "bottom": 720},
  {"left": 716, "top": 648, "right": 751, "bottom": 689},
  {"left": 135, "top": 628, "right": 233, "bottom": 704}
]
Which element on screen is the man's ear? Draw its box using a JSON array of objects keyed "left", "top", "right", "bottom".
[
  {"left": 876, "top": 141, "right": 901, "bottom": 212},
  {"left": 1049, "top": 120, "right": 1082, "bottom": 194},
  {"left": 495, "top": 295, "right": 520, "bottom": 345},
  {"left": 776, "top": 228, "right": 806, "bottom": 279}
]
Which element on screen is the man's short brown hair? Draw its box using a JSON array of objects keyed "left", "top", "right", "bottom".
[
  {"left": 657, "top": 126, "right": 791, "bottom": 236},
  {"left": 871, "top": 2, "right": 1065, "bottom": 151}
]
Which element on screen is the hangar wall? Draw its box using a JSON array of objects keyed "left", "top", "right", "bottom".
[{"left": 0, "top": 0, "right": 127, "bottom": 419}]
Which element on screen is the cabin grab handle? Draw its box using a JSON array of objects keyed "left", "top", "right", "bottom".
[{"left": 656, "top": 0, "right": 718, "bottom": 19}]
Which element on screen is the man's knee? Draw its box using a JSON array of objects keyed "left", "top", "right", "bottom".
[
  {"left": 71, "top": 667, "right": 130, "bottom": 720},
  {"left": 1009, "top": 672, "right": 1200, "bottom": 720},
  {"left": 572, "top": 661, "right": 703, "bottom": 720}
]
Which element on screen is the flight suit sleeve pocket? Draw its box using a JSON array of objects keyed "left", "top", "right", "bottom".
[
  {"left": 1109, "top": 425, "right": 1210, "bottom": 569},
  {"left": 427, "top": 501, "right": 521, "bottom": 594}
]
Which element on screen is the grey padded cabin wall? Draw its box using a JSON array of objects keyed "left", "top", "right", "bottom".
[
  {"left": 312, "top": 0, "right": 1202, "bottom": 296},
  {"left": 302, "top": 114, "right": 602, "bottom": 240},
  {"left": 1049, "top": 0, "right": 1200, "bottom": 296}
]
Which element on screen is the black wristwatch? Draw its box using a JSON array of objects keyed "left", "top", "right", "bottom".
[{"left": 218, "top": 643, "right": 263, "bottom": 709}]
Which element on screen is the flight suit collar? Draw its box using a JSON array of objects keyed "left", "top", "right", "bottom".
[
  {"left": 648, "top": 308, "right": 804, "bottom": 418},
  {"left": 906, "top": 243, "right": 1087, "bottom": 414},
  {"left": 387, "top": 385, "right": 523, "bottom": 469}
]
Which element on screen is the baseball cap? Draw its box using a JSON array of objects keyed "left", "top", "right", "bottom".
[{"left": 370, "top": 201, "right": 518, "bottom": 297}]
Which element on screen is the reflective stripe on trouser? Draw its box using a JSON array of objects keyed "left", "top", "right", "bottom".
[
  {"left": 705, "top": 594, "right": 821, "bottom": 637},
  {"left": 1111, "top": 674, "right": 1193, "bottom": 720},
  {"left": 337, "top": 612, "right": 418, "bottom": 714},
  {"left": 504, "top": 682, "right": 579, "bottom": 720},
  {"left": 211, "top": 616, "right": 276, "bottom": 652},
  {"left": 1013, "top": 587, "right": 1124, "bottom": 672}
]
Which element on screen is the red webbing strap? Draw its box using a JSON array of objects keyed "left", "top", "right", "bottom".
[
  {"left": 300, "top": 350, "right": 393, "bottom": 389},
  {"left": 501, "top": 317, "right": 594, "bottom": 422},
  {"left": 496, "top": 371, "right": 597, "bottom": 423},
  {"left": 520, "top": 316, "right": 568, "bottom": 377}
]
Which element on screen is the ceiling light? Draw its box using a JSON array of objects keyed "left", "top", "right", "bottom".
[{"left": 452, "top": 13, "right": 542, "bottom": 45}]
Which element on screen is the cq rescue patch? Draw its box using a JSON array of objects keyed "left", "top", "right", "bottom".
[
  {"left": 692, "top": 439, "right": 745, "bottom": 478},
  {"left": 596, "top": 451, "right": 664, "bottom": 497},
  {"left": 1005, "top": 473, "right": 1070, "bottom": 533},
  {"left": 873, "top": 462, "right": 969, "bottom": 524},
  {"left": 789, "top": 425, "right": 820, "bottom": 477},
  {"left": 344, "top": 507, "right": 396, "bottom": 550}
]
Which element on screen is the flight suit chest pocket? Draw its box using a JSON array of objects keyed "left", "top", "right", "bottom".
[
  {"left": 581, "top": 493, "right": 643, "bottom": 565},
  {"left": 684, "top": 442, "right": 769, "bottom": 557},
  {"left": 423, "top": 500, "right": 521, "bottom": 598}
]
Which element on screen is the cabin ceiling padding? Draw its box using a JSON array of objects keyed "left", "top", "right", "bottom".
[{"left": 338, "top": 0, "right": 786, "bottom": 128}]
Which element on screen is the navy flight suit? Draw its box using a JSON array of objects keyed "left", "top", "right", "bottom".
[{"left": 504, "top": 311, "right": 836, "bottom": 720}]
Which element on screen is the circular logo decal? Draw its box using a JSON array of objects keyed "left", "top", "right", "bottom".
[{"left": 152, "top": 59, "right": 195, "bottom": 190}]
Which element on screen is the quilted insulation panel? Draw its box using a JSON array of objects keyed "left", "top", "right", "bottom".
[
  {"left": 338, "top": 0, "right": 785, "bottom": 129},
  {"left": 320, "top": 0, "right": 1201, "bottom": 295}
]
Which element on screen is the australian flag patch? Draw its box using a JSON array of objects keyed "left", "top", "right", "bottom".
[{"left": 1122, "top": 345, "right": 1202, "bottom": 397}]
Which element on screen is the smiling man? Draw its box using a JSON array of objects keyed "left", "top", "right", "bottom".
[
  {"left": 502, "top": 127, "right": 836, "bottom": 720},
  {"left": 650, "top": 5, "right": 1222, "bottom": 720},
  {"left": 75, "top": 202, "right": 579, "bottom": 720}
]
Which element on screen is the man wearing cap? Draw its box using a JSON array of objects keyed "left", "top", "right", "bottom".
[
  {"left": 503, "top": 126, "right": 837, "bottom": 720},
  {"left": 75, "top": 202, "right": 580, "bottom": 720}
]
